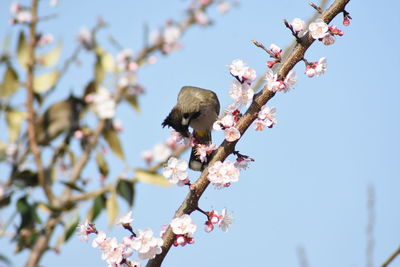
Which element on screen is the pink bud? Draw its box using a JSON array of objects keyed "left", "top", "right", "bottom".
[
  {"left": 266, "top": 60, "right": 276, "bottom": 69},
  {"left": 343, "top": 16, "right": 350, "bottom": 26}
]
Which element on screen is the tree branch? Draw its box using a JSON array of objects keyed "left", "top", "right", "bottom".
[
  {"left": 146, "top": 0, "right": 350, "bottom": 266},
  {"left": 26, "top": 0, "right": 54, "bottom": 204},
  {"left": 381, "top": 246, "right": 400, "bottom": 267}
]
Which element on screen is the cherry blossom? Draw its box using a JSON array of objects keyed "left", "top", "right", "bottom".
[
  {"left": 309, "top": 18, "right": 328, "bottom": 40},
  {"left": 77, "top": 219, "right": 97, "bottom": 241},
  {"left": 207, "top": 160, "right": 240, "bottom": 188},
  {"left": 117, "top": 211, "right": 134, "bottom": 226},
  {"left": 92, "top": 231, "right": 108, "bottom": 248},
  {"left": 129, "top": 228, "right": 163, "bottom": 260},
  {"left": 163, "top": 25, "right": 181, "bottom": 44},
  {"left": 87, "top": 87, "right": 116, "bottom": 119},
  {"left": 217, "top": 1, "right": 231, "bottom": 14},
  {"left": 322, "top": 32, "right": 336, "bottom": 45},
  {"left": 171, "top": 214, "right": 197, "bottom": 235},
  {"left": 195, "top": 143, "right": 218, "bottom": 163},
  {"left": 229, "top": 80, "right": 254, "bottom": 107},
  {"left": 218, "top": 208, "right": 233, "bottom": 232},
  {"left": 228, "top": 59, "right": 257, "bottom": 84},
  {"left": 152, "top": 143, "right": 172, "bottom": 162},
  {"left": 305, "top": 57, "right": 327, "bottom": 78},
  {"left": 269, "top": 44, "right": 282, "bottom": 57},
  {"left": 291, "top": 18, "right": 305, "bottom": 33},
  {"left": 224, "top": 127, "right": 241, "bottom": 142},
  {"left": 163, "top": 157, "right": 189, "bottom": 185}
]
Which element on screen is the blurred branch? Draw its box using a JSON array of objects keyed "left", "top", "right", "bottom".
[
  {"left": 381, "top": 246, "right": 400, "bottom": 267},
  {"left": 297, "top": 246, "right": 309, "bottom": 267},
  {"left": 146, "top": 0, "right": 350, "bottom": 266},
  {"left": 25, "top": 0, "right": 54, "bottom": 203}
]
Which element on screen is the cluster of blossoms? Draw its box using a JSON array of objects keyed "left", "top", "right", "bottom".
[
  {"left": 85, "top": 87, "right": 117, "bottom": 119},
  {"left": 265, "top": 68, "right": 297, "bottom": 93},
  {"left": 116, "top": 49, "right": 147, "bottom": 97},
  {"left": 9, "top": 2, "right": 32, "bottom": 24},
  {"left": 207, "top": 160, "right": 240, "bottom": 188},
  {"left": 142, "top": 130, "right": 189, "bottom": 165},
  {"left": 254, "top": 105, "right": 277, "bottom": 131},
  {"left": 305, "top": 57, "right": 328, "bottom": 78},
  {"left": 150, "top": 23, "right": 183, "bottom": 55},
  {"left": 78, "top": 212, "right": 163, "bottom": 266},
  {"left": 170, "top": 214, "right": 197, "bottom": 247},
  {"left": 309, "top": 18, "right": 344, "bottom": 46},
  {"left": 204, "top": 208, "right": 234, "bottom": 233},
  {"left": 213, "top": 108, "right": 241, "bottom": 142}
]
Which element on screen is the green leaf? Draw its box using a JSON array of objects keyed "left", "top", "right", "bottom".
[
  {"left": 0, "top": 141, "right": 7, "bottom": 162},
  {"left": 117, "top": 179, "right": 135, "bottom": 207},
  {"left": 5, "top": 108, "right": 26, "bottom": 143},
  {"left": 135, "top": 169, "right": 171, "bottom": 187},
  {"left": 39, "top": 41, "right": 62, "bottom": 67},
  {"left": 63, "top": 214, "right": 80, "bottom": 242},
  {"left": 0, "top": 65, "right": 19, "bottom": 98},
  {"left": 33, "top": 71, "right": 59, "bottom": 93},
  {"left": 88, "top": 194, "right": 106, "bottom": 221},
  {"left": 106, "top": 190, "right": 119, "bottom": 225},
  {"left": 17, "top": 31, "right": 29, "bottom": 69},
  {"left": 0, "top": 254, "right": 12, "bottom": 266},
  {"left": 125, "top": 95, "right": 140, "bottom": 113},
  {"left": 94, "top": 56, "right": 105, "bottom": 83},
  {"left": 60, "top": 181, "right": 85, "bottom": 193},
  {"left": 96, "top": 151, "right": 109, "bottom": 177},
  {"left": 103, "top": 128, "right": 125, "bottom": 160}
]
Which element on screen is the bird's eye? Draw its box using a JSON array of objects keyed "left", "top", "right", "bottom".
[{"left": 183, "top": 113, "right": 190, "bottom": 119}]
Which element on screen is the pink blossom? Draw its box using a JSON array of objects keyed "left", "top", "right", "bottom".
[
  {"left": 163, "top": 25, "right": 181, "bottom": 44},
  {"left": 77, "top": 219, "right": 97, "bottom": 241},
  {"left": 163, "top": 157, "right": 189, "bottom": 185},
  {"left": 130, "top": 228, "right": 163, "bottom": 260},
  {"left": 37, "top": 33, "right": 54, "bottom": 47},
  {"left": 152, "top": 143, "right": 172, "bottom": 162},
  {"left": 195, "top": 143, "right": 217, "bottom": 163},
  {"left": 229, "top": 59, "right": 246, "bottom": 79},
  {"left": 218, "top": 208, "right": 233, "bottom": 232},
  {"left": 315, "top": 57, "right": 328, "bottom": 76},
  {"left": 217, "top": 2, "right": 231, "bottom": 14},
  {"left": 224, "top": 127, "right": 241, "bottom": 142},
  {"left": 269, "top": 44, "right": 282, "bottom": 57},
  {"left": 141, "top": 150, "right": 153, "bottom": 163},
  {"left": 10, "top": 2, "right": 21, "bottom": 14},
  {"left": 254, "top": 119, "right": 268, "bottom": 131},
  {"left": 309, "top": 18, "right": 329, "bottom": 40},
  {"left": 117, "top": 211, "right": 133, "bottom": 226},
  {"left": 89, "top": 87, "right": 116, "bottom": 119},
  {"left": 229, "top": 80, "right": 254, "bottom": 107},
  {"left": 170, "top": 214, "right": 197, "bottom": 235},
  {"left": 284, "top": 70, "right": 297, "bottom": 92},
  {"left": 305, "top": 67, "right": 316, "bottom": 78},
  {"left": 92, "top": 231, "right": 108, "bottom": 248},
  {"left": 207, "top": 161, "right": 240, "bottom": 188},
  {"left": 291, "top": 18, "right": 305, "bottom": 33},
  {"left": 194, "top": 10, "right": 209, "bottom": 25},
  {"left": 321, "top": 33, "right": 336, "bottom": 45}
]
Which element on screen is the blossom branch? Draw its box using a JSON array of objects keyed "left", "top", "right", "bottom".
[
  {"left": 25, "top": 0, "right": 54, "bottom": 204},
  {"left": 147, "top": 0, "right": 350, "bottom": 266}
]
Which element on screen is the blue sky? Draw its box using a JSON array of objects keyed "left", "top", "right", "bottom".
[{"left": 1, "top": 0, "right": 400, "bottom": 267}]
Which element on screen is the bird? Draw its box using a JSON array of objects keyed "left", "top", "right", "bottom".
[{"left": 162, "top": 86, "right": 220, "bottom": 171}]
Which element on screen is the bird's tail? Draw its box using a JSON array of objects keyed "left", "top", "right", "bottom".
[{"left": 189, "top": 130, "right": 212, "bottom": 171}]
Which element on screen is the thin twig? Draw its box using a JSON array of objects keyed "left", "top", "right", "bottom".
[
  {"left": 381, "top": 246, "right": 400, "bottom": 267},
  {"left": 367, "top": 184, "right": 375, "bottom": 267},
  {"left": 25, "top": 0, "right": 54, "bottom": 203},
  {"left": 146, "top": 0, "right": 350, "bottom": 266},
  {"left": 309, "top": 1, "right": 323, "bottom": 14}
]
